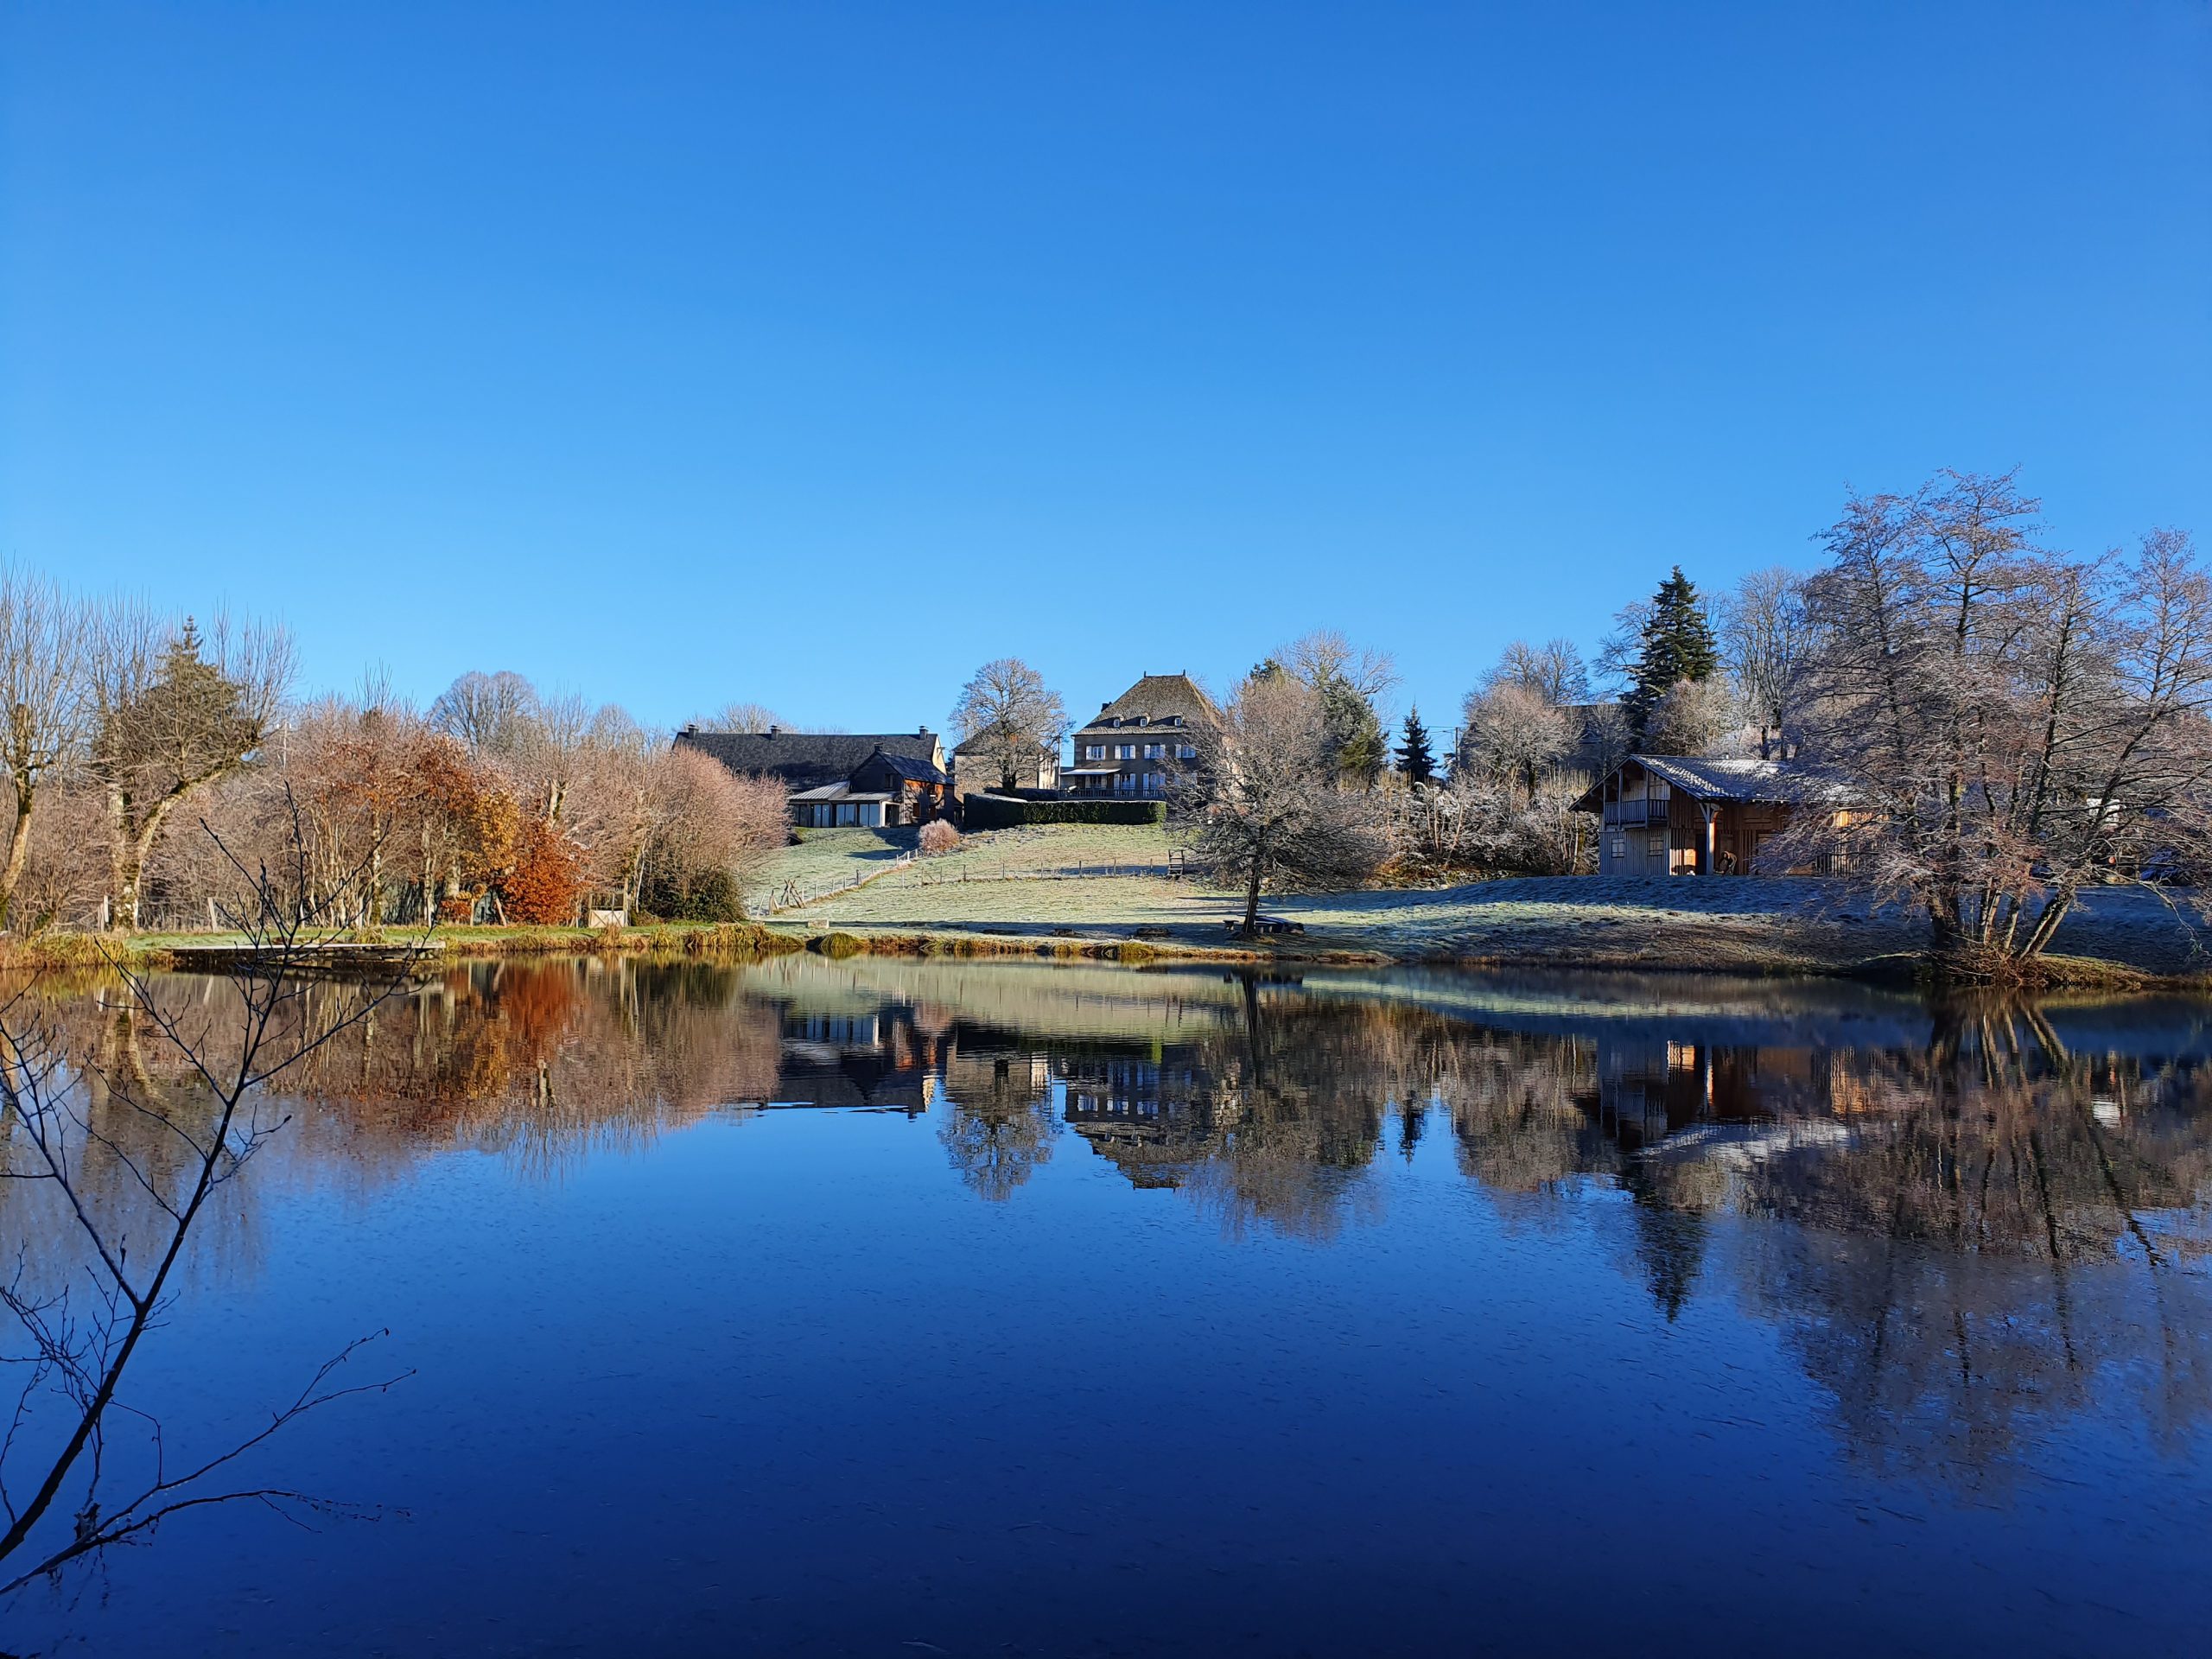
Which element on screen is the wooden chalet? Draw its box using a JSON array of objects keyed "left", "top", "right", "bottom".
[{"left": 1573, "top": 755, "right": 1847, "bottom": 876}]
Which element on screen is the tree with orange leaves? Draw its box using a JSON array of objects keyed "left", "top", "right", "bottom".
[{"left": 499, "top": 817, "right": 586, "bottom": 925}]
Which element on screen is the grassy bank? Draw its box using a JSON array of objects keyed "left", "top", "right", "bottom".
[
  {"left": 11, "top": 822, "right": 2208, "bottom": 984},
  {"left": 757, "top": 823, "right": 2212, "bottom": 983}
]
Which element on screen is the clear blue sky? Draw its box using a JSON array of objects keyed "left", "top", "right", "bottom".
[{"left": 3, "top": 3, "right": 2207, "bottom": 740}]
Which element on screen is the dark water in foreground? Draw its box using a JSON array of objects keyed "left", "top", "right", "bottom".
[{"left": 8, "top": 957, "right": 2212, "bottom": 1656}]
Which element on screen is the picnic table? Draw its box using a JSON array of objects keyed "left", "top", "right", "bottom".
[{"left": 1223, "top": 915, "right": 1306, "bottom": 936}]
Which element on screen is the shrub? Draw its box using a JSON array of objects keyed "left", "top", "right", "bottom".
[
  {"left": 501, "top": 819, "right": 588, "bottom": 925},
  {"left": 814, "top": 931, "right": 863, "bottom": 958},
  {"left": 962, "top": 795, "right": 1166, "bottom": 830},
  {"left": 918, "top": 820, "right": 962, "bottom": 856},
  {"left": 639, "top": 863, "right": 747, "bottom": 923}
]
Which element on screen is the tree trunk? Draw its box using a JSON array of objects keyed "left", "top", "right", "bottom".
[
  {"left": 1243, "top": 857, "right": 1262, "bottom": 934},
  {"left": 0, "top": 774, "right": 34, "bottom": 929}
]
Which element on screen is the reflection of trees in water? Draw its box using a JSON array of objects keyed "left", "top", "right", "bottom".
[
  {"left": 2, "top": 992, "right": 267, "bottom": 1304},
  {"left": 1719, "top": 1001, "right": 2212, "bottom": 1483},
  {"left": 22, "top": 963, "right": 2212, "bottom": 1481},
  {"left": 1040, "top": 976, "right": 2212, "bottom": 1472},
  {"left": 1743, "top": 1222, "right": 2212, "bottom": 1484},
  {"left": 27, "top": 963, "right": 787, "bottom": 1191},
  {"left": 938, "top": 1052, "right": 1057, "bottom": 1202}
]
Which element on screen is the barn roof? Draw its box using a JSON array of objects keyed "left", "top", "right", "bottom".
[{"left": 1572, "top": 755, "right": 1850, "bottom": 812}]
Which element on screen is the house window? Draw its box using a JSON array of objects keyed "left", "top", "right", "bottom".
[
  {"left": 1179, "top": 745, "right": 1197, "bottom": 760},
  {"left": 1142, "top": 772, "right": 1166, "bottom": 793},
  {"left": 1610, "top": 834, "right": 1626, "bottom": 861},
  {"left": 1144, "top": 743, "right": 1165, "bottom": 759},
  {"left": 1116, "top": 744, "right": 1136, "bottom": 760},
  {"left": 1084, "top": 744, "right": 1104, "bottom": 761}
]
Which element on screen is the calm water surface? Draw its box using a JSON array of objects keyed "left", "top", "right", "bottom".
[{"left": 9, "top": 957, "right": 2212, "bottom": 1656}]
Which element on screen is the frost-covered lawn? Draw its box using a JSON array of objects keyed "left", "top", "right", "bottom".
[
  {"left": 772, "top": 822, "right": 2212, "bottom": 976},
  {"left": 749, "top": 825, "right": 918, "bottom": 910}
]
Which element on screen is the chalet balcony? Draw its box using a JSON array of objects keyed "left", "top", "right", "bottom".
[{"left": 1602, "top": 800, "right": 1666, "bottom": 828}]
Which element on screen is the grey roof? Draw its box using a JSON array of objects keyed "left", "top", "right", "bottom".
[
  {"left": 677, "top": 728, "right": 940, "bottom": 792},
  {"left": 1573, "top": 754, "right": 1850, "bottom": 811},
  {"left": 952, "top": 733, "right": 1056, "bottom": 756},
  {"left": 1073, "top": 673, "right": 1222, "bottom": 738},
  {"left": 861, "top": 751, "right": 949, "bottom": 786}
]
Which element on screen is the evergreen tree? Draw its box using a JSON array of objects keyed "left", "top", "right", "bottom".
[
  {"left": 1319, "top": 676, "right": 1385, "bottom": 788},
  {"left": 1624, "top": 566, "right": 1719, "bottom": 744},
  {"left": 1395, "top": 708, "right": 1436, "bottom": 785}
]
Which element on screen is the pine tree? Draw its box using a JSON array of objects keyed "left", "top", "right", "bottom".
[
  {"left": 1625, "top": 566, "right": 1719, "bottom": 744},
  {"left": 1319, "top": 677, "right": 1385, "bottom": 788},
  {"left": 1395, "top": 708, "right": 1435, "bottom": 785}
]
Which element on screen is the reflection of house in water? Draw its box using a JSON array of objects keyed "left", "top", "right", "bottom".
[
  {"left": 772, "top": 1005, "right": 946, "bottom": 1114},
  {"left": 1579, "top": 1038, "right": 1842, "bottom": 1152},
  {"left": 1057, "top": 1046, "right": 1219, "bottom": 1188},
  {"left": 943, "top": 1049, "right": 1052, "bottom": 1111}
]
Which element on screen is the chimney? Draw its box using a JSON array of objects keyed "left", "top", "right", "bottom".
[
  {"left": 767, "top": 726, "right": 780, "bottom": 737},
  {"left": 1101, "top": 701, "right": 1109, "bottom": 710},
  {"left": 918, "top": 725, "right": 927, "bottom": 736}
]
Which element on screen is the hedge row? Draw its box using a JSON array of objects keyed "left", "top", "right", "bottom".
[{"left": 962, "top": 794, "right": 1166, "bottom": 830}]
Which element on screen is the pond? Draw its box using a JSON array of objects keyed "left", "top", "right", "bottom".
[{"left": 6, "top": 956, "right": 2212, "bottom": 1656}]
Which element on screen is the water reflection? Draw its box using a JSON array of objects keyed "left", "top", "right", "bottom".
[{"left": 21, "top": 956, "right": 2212, "bottom": 1484}]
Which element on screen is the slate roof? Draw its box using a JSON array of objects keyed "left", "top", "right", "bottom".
[
  {"left": 1572, "top": 755, "right": 1851, "bottom": 812},
  {"left": 1072, "top": 673, "right": 1223, "bottom": 738},
  {"left": 676, "top": 728, "right": 941, "bottom": 793},
  {"left": 788, "top": 783, "right": 895, "bottom": 804},
  {"left": 858, "top": 751, "right": 950, "bottom": 786},
  {"left": 951, "top": 732, "right": 1056, "bottom": 757}
]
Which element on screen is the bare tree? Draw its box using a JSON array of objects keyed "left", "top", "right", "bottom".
[
  {"left": 0, "top": 809, "right": 409, "bottom": 1590},
  {"left": 1486, "top": 639, "right": 1590, "bottom": 708},
  {"left": 1594, "top": 599, "right": 1655, "bottom": 694},
  {"left": 1720, "top": 567, "right": 1815, "bottom": 759},
  {"left": 0, "top": 569, "right": 88, "bottom": 929},
  {"left": 1459, "top": 682, "right": 1574, "bottom": 798},
  {"left": 693, "top": 701, "right": 786, "bottom": 734},
  {"left": 1643, "top": 675, "right": 1741, "bottom": 755},
  {"left": 426, "top": 671, "right": 536, "bottom": 758},
  {"left": 1797, "top": 471, "right": 2212, "bottom": 977},
  {"left": 950, "top": 658, "right": 1066, "bottom": 792},
  {"left": 85, "top": 609, "right": 295, "bottom": 930},
  {"left": 1175, "top": 671, "right": 1389, "bottom": 932},
  {"left": 1280, "top": 629, "right": 1395, "bottom": 702}
]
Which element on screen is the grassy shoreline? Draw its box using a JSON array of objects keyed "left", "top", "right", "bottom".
[
  {"left": 9, "top": 830, "right": 2204, "bottom": 988},
  {"left": 11, "top": 899, "right": 2201, "bottom": 991}
]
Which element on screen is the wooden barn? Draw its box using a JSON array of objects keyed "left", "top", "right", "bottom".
[{"left": 1573, "top": 756, "right": 1846, "bottom": 876}]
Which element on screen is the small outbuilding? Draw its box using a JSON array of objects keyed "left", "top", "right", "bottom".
[
  {"left": 788, "top": 747, "right": 950, "bottom": 829},
  {"left": 1573, "top": 755, "right": 1847, "bottom": 876}
]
